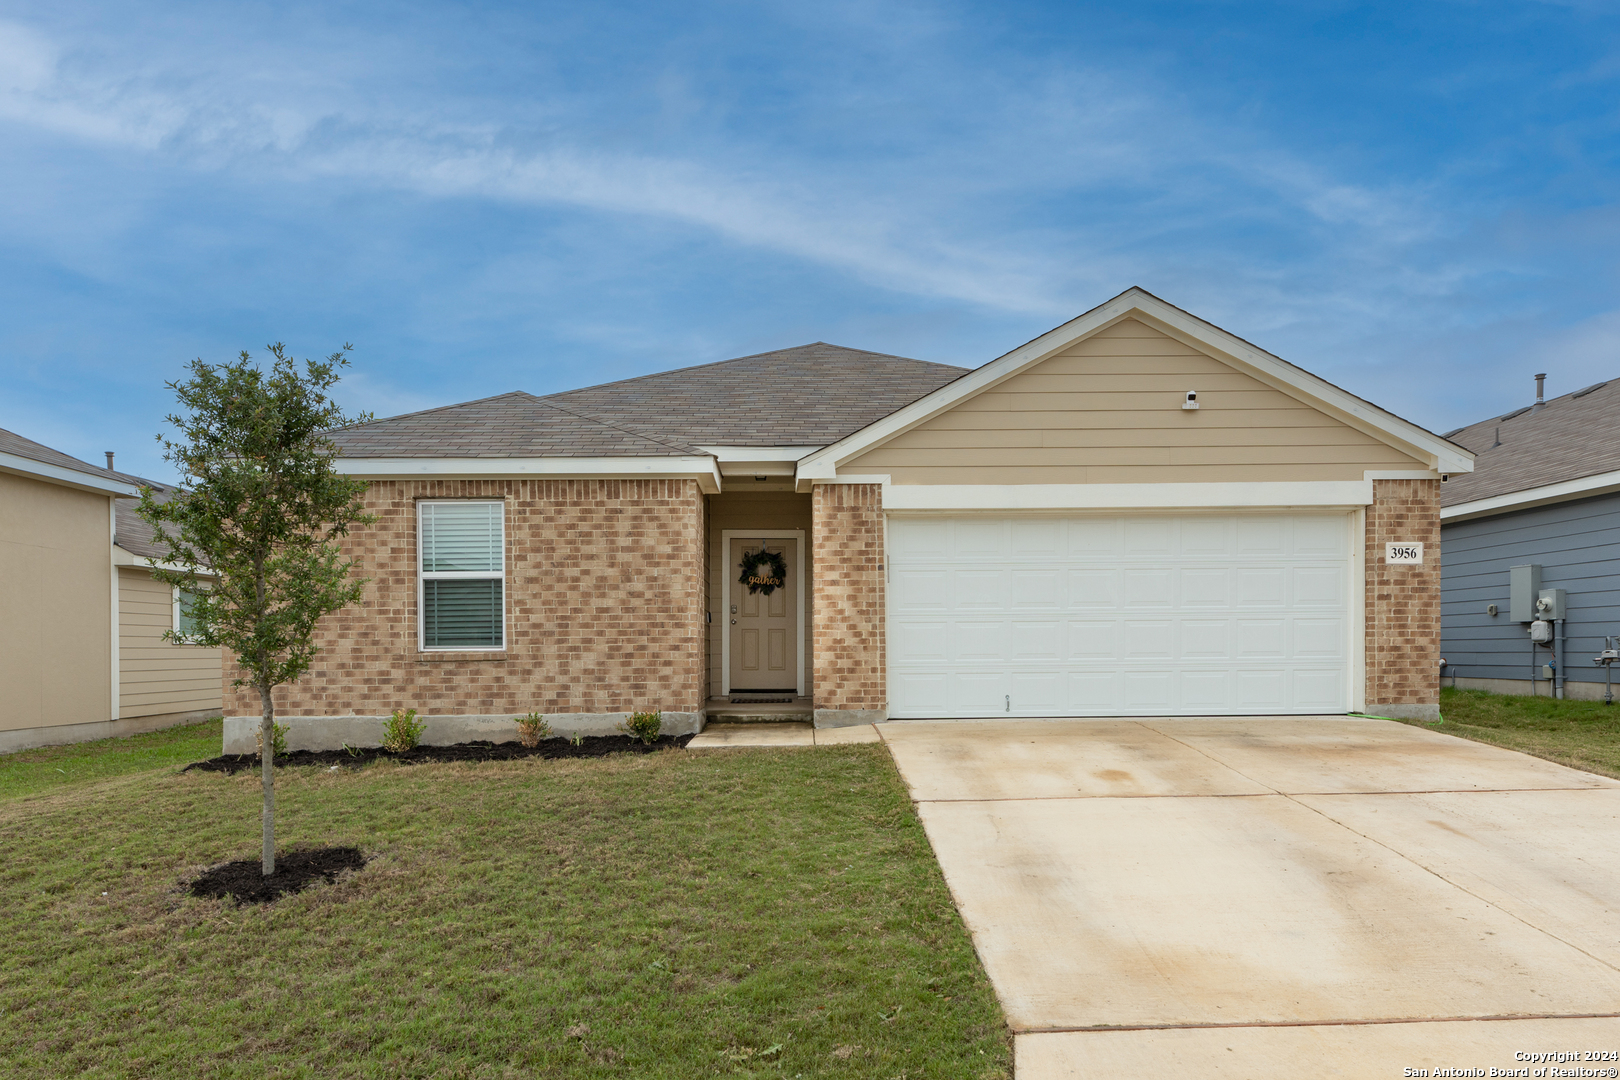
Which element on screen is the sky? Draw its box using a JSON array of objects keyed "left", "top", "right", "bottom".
[{"left": 3, "top": 0, "right": 1619, "bottom": 482}]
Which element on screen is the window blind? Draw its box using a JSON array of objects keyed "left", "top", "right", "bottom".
[{"left": 419, "top": 501, "right": 504, "bottom": 649}]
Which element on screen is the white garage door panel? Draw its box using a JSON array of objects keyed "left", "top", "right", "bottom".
[{"left": 887, "top": 513, "right": 1353, "bottom": 718}]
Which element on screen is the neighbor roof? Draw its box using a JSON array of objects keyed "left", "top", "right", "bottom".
[
  {"left": 329, "top": 344, "right": 969, "bottom": 458},
  {"left": 1440, "top": 378, "right": 1620, "bottom": 507}
]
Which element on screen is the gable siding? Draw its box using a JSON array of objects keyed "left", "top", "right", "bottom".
[
  {"left": 117, "top": 568, "right": 223, "bottom": 718},
  {"left": 1440, "top": 491, "right": 1620, "bottom": 687},
  {"left": 840, "top": 318, "right": 1426, "bottom": 484}
]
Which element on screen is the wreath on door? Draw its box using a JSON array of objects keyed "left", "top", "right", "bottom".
[{"left": 738, "top": 548, "right": 789, "bottom": 596}]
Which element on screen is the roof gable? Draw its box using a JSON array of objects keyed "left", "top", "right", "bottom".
[{"left": 798, "top": 288, "right": 1473, "bottom": 485}]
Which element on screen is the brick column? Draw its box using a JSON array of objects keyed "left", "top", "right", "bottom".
[
  {"left": 811, "top": 483, "right": 886, "bottom": 727},
  {"left": 1364, "top": 478, "right": 1441, "bottom": 721}
]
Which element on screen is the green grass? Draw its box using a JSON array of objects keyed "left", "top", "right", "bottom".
[
  {"left": 0, "top": 718, "right": 223, "bottom": 801},
  {"left": 1407, "top": 687, "right": 1620, "bottom": 779},
  {"left": 0, "top": 741, "right": 1010, "bottom": 1079}
]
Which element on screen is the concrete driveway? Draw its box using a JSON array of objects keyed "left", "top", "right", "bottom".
[{"left": 880, "top": 717, "right": 1620, "bottom": 1078}]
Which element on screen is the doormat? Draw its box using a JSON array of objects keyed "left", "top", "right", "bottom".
[{"left": 729, "top": 697, "right": 794, "bottom": 704}]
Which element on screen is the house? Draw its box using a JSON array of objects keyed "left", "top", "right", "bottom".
[
  {"left": 1440, "top": 374, "right": 1620, "bottom": 699},
  {"left": 0, "top": 428, "right": 222, "bottom": 752},
  {"left": 221, "top": 288, "right": 1471, "bottom": 752}
]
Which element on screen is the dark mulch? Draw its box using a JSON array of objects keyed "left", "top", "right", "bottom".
[
  {"left": 188, "top": 846, "right": 367, "bottom": 905},
  {"left": 182, "top": 734, "right": 695, "bottom": 776}
]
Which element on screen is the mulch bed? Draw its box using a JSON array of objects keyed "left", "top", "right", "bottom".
[
  {"left": 182, "top": 734, "right": 695, "bottom": 776},
  {"left": 188, "top": 846, "right": 367, "bottom": 905}
]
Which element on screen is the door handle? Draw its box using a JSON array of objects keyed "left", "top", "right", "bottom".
[{"left": 731, "top": 619, "right": 737, "bottom": 625}]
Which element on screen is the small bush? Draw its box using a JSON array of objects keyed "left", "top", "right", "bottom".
[
  {"left": 514, "top": 710, "right": 552, "bottom": 748},
  {"left": 381, "top": 708, "right": 426, "bottom": 753},
  {"left": 254, "top": 721, "right": 289, "bottom": 760},
  {"left": 619, "top": 709, "right": 662, "bottom": 745}
]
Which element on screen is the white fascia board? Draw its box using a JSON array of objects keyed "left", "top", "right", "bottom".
[
  {"left": 1440, "top": 468, "right": 1620, "bottom": 523},
  {"left": 883, "top": 481, "right": 1374, "bottom": 512},
  {"left": 698, "top": 445, "right": 825, "bottom": 478},
  {"left": 0, "top": 452, "right": 140, "bottom": 496},
  {"left": 795, "top": 288, "right": 1474, "bottom": 479},
  {"left": 335, "top": 455, "right": 723, "bottom": 494},
  {"left": 113, "top": 545, "right": 212, "bottom": 575}
]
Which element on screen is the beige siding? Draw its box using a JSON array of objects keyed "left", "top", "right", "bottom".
[
  {"left": 706, "top": 491, "right": 813, "bottom": 696},
  {"left": 0, "top": 472, "right": 112, "bottom": 732},
  {"left": 117, "top": 568, "right": 223, "bottom": 719},
  {"left": 841, "top": 318, "right": 1428, "bottom": 483}
]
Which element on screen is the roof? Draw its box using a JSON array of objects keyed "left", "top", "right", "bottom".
[
  {"left": 1440, "top": 379, "right": 1620, "bottom": 508},
  {"left": 329, "top": 391, "right": 707, "bottom": 458},
  {"left": 0, "top": 427, "right": 140, "bottom": 495},
  {"left": 797, "top": 287, "right": 1474, "bottom": 485},
  {"left": 114, "top": 482, "right": 182, "bottom": 561},
  {"left": 328, "top": 344, "right": 969, "bottom": 457}
]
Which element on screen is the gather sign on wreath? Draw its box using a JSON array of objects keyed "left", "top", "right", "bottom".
[{"left": 738, "top": 548, "right": 788, "bottom": 596}]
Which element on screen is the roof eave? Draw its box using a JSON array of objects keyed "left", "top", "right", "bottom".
[
  {"left": 0, "top": 451, "right": 140, "bottom": 496},
  {"left": 335, "top": 455, "right": 724, "bottom": 494},
  {"left": 1441, "top": 467, "right": 1620, "bottom": 523}
]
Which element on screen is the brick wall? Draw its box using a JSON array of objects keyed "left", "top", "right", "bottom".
[
  {"left": 224, "top": 478, "right": 706, "bottom": 717},
  {"left": 811, "top": 483, "right": 886, "bottom": 714},
  {"left": 1364, "top": 478, "right": 1442, "bottom": 718}
]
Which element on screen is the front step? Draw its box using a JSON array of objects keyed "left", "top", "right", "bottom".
[{"left": 705, "top": 697, "right": 812, "bottom": 725}]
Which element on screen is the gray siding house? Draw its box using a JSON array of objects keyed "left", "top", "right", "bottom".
[{"left": 1440, "top": 376, "right": 1620, "bottom": 699}]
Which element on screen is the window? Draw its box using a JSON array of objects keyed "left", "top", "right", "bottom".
[
  {"left": 173, "top": 586, "right": 204, "bottom": 644},
  {"left": 418, "top": 500, "right": 505, "bottom": 650}
]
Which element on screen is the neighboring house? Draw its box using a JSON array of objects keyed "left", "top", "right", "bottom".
[
  {"left": 222, "top": 287, "right": 1472, "bottom": 752},
  {"left": 0, "top": 428, "right": 221, "bottom": 752},
  {"left": 1440, "top": 375, "right": 1620, "bottom": 699}
]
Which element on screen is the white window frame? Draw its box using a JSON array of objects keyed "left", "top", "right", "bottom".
[
  {"left": 417, "top": 499, "right": 507, "bottom": 652},
  {"left": 171, "top": 584, "right": 205, "bottom": 645}
]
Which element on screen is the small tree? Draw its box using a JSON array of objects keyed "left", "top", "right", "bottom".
[{"left": 140, "top": 343, "right": 373, "bottom": 876}]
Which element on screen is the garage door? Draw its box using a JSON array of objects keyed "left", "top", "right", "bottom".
[{"left": 887, "top": 513, "right": 1353, "bottom": 718}]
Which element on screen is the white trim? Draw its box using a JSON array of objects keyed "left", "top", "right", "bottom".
[
  {"left": 881, "top": 481, "right": 1374, "bottom": 512},
  {"left": 337, "top": 455, "right": 724, "bottom": 494},
  {"left": 1440, "top": 467, "right": 1620, "bottom": 523},
  {"left": 720, "top": 529, "right": 806, "bottom": 697},
  {"left": 112, "top": 546, "right": 207, "bottom": 574},
  {"left": 1350, "top": 507, "right": 1366, "bottom": 714},
  {"left": 795, "top": 288, "right": 1474, "bottom": 483},
  {"left": 417, "top": 499, "right": 508, "bottom": 653},
  {"left": 108, "top": 499, "right": 119, "bottom": 722},
  {"left": 1365, "top": 470, "right": 1442, "bottom": 480},
  {"left": 0, "top": 451, "right": 140, "bottom": 496}
]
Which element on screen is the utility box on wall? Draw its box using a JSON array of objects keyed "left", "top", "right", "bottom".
[{"left": 1510, "top": 564, "right": 1542, "bottom": 623}]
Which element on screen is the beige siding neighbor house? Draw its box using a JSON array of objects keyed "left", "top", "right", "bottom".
[
  {"left": 0, "top": 429, "right": 221, "bottom": 752},
  {"left": 221, "top": 288, "right": 1471, "bottom": 753}
]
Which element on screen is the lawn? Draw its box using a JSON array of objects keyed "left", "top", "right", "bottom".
[
  {"left": 0, "top": 718, "right": 223, "bottom": 801},
  {"left": 0, "top": 739, "right": 1010, "bottom": 1079},
  {"left": 1410, "top": 687, "right": 1620, "bottom": 780}
]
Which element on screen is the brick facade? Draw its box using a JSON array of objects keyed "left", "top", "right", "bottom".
[
  {"left": 1364, "top": 478, "right": 1442, "bottom": 720},
  {"left": 225, "top": 478, "right": 706, "bottom": 719},
  {"left": 810, "top": 483, "right": 887, "bottom": 724}
]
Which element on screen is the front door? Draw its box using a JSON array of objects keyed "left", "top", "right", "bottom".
[{"left": 728, "top": 537, "right": 798, "bottom": 692}]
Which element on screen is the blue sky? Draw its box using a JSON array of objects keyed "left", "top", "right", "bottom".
[{"left": 3, "top": 0, "right": 1619, "bottom": 481}]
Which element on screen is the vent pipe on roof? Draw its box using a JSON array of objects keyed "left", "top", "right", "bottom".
[
  {"left": 1534, "top": 373, "right": 1546, "bottom": 411},
  {"left": 1491, "top": 426, "right": 1501, "bottom": 448},
  {"left": 105, "top": 451, "right": 115, "bottom": 470}
]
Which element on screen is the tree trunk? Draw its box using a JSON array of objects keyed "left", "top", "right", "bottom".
[{"left": 259, "top": 683, "right": 276, "bottom": 876}]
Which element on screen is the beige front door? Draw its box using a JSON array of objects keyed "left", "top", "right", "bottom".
[{"left": 728, "top": 537, "right": 798, "bottom": 692}]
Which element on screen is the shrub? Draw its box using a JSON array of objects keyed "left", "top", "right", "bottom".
[
  {"left": 514, "top": 710, "right": 552, "bottom": 748},
  {"left": 381, "top": 708, "right": 426, "bottom": 753},
  {"left": 619, "top": 709, "right": 662, "bottom": 745},
  {"left": 254, "top": 721, "right": 290, "bottom": 760}
]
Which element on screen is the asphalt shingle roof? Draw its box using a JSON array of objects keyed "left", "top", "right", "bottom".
[
  {"left": 1441, "top": 379, "right": 1620, "bottom": 507},
  {"left": 0, "top": 426, "right": 118, "bottom": 479},
  {"left": 327, "top": 343, "right": 970, "bottom": 458}
]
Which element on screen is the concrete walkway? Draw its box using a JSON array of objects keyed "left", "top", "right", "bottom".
[
  {"left": 687, "top": 721, "right": 881, "bottom": 748},
  {"left": 879, "top": 717, "right": 1620, "bottom": 1078}
]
